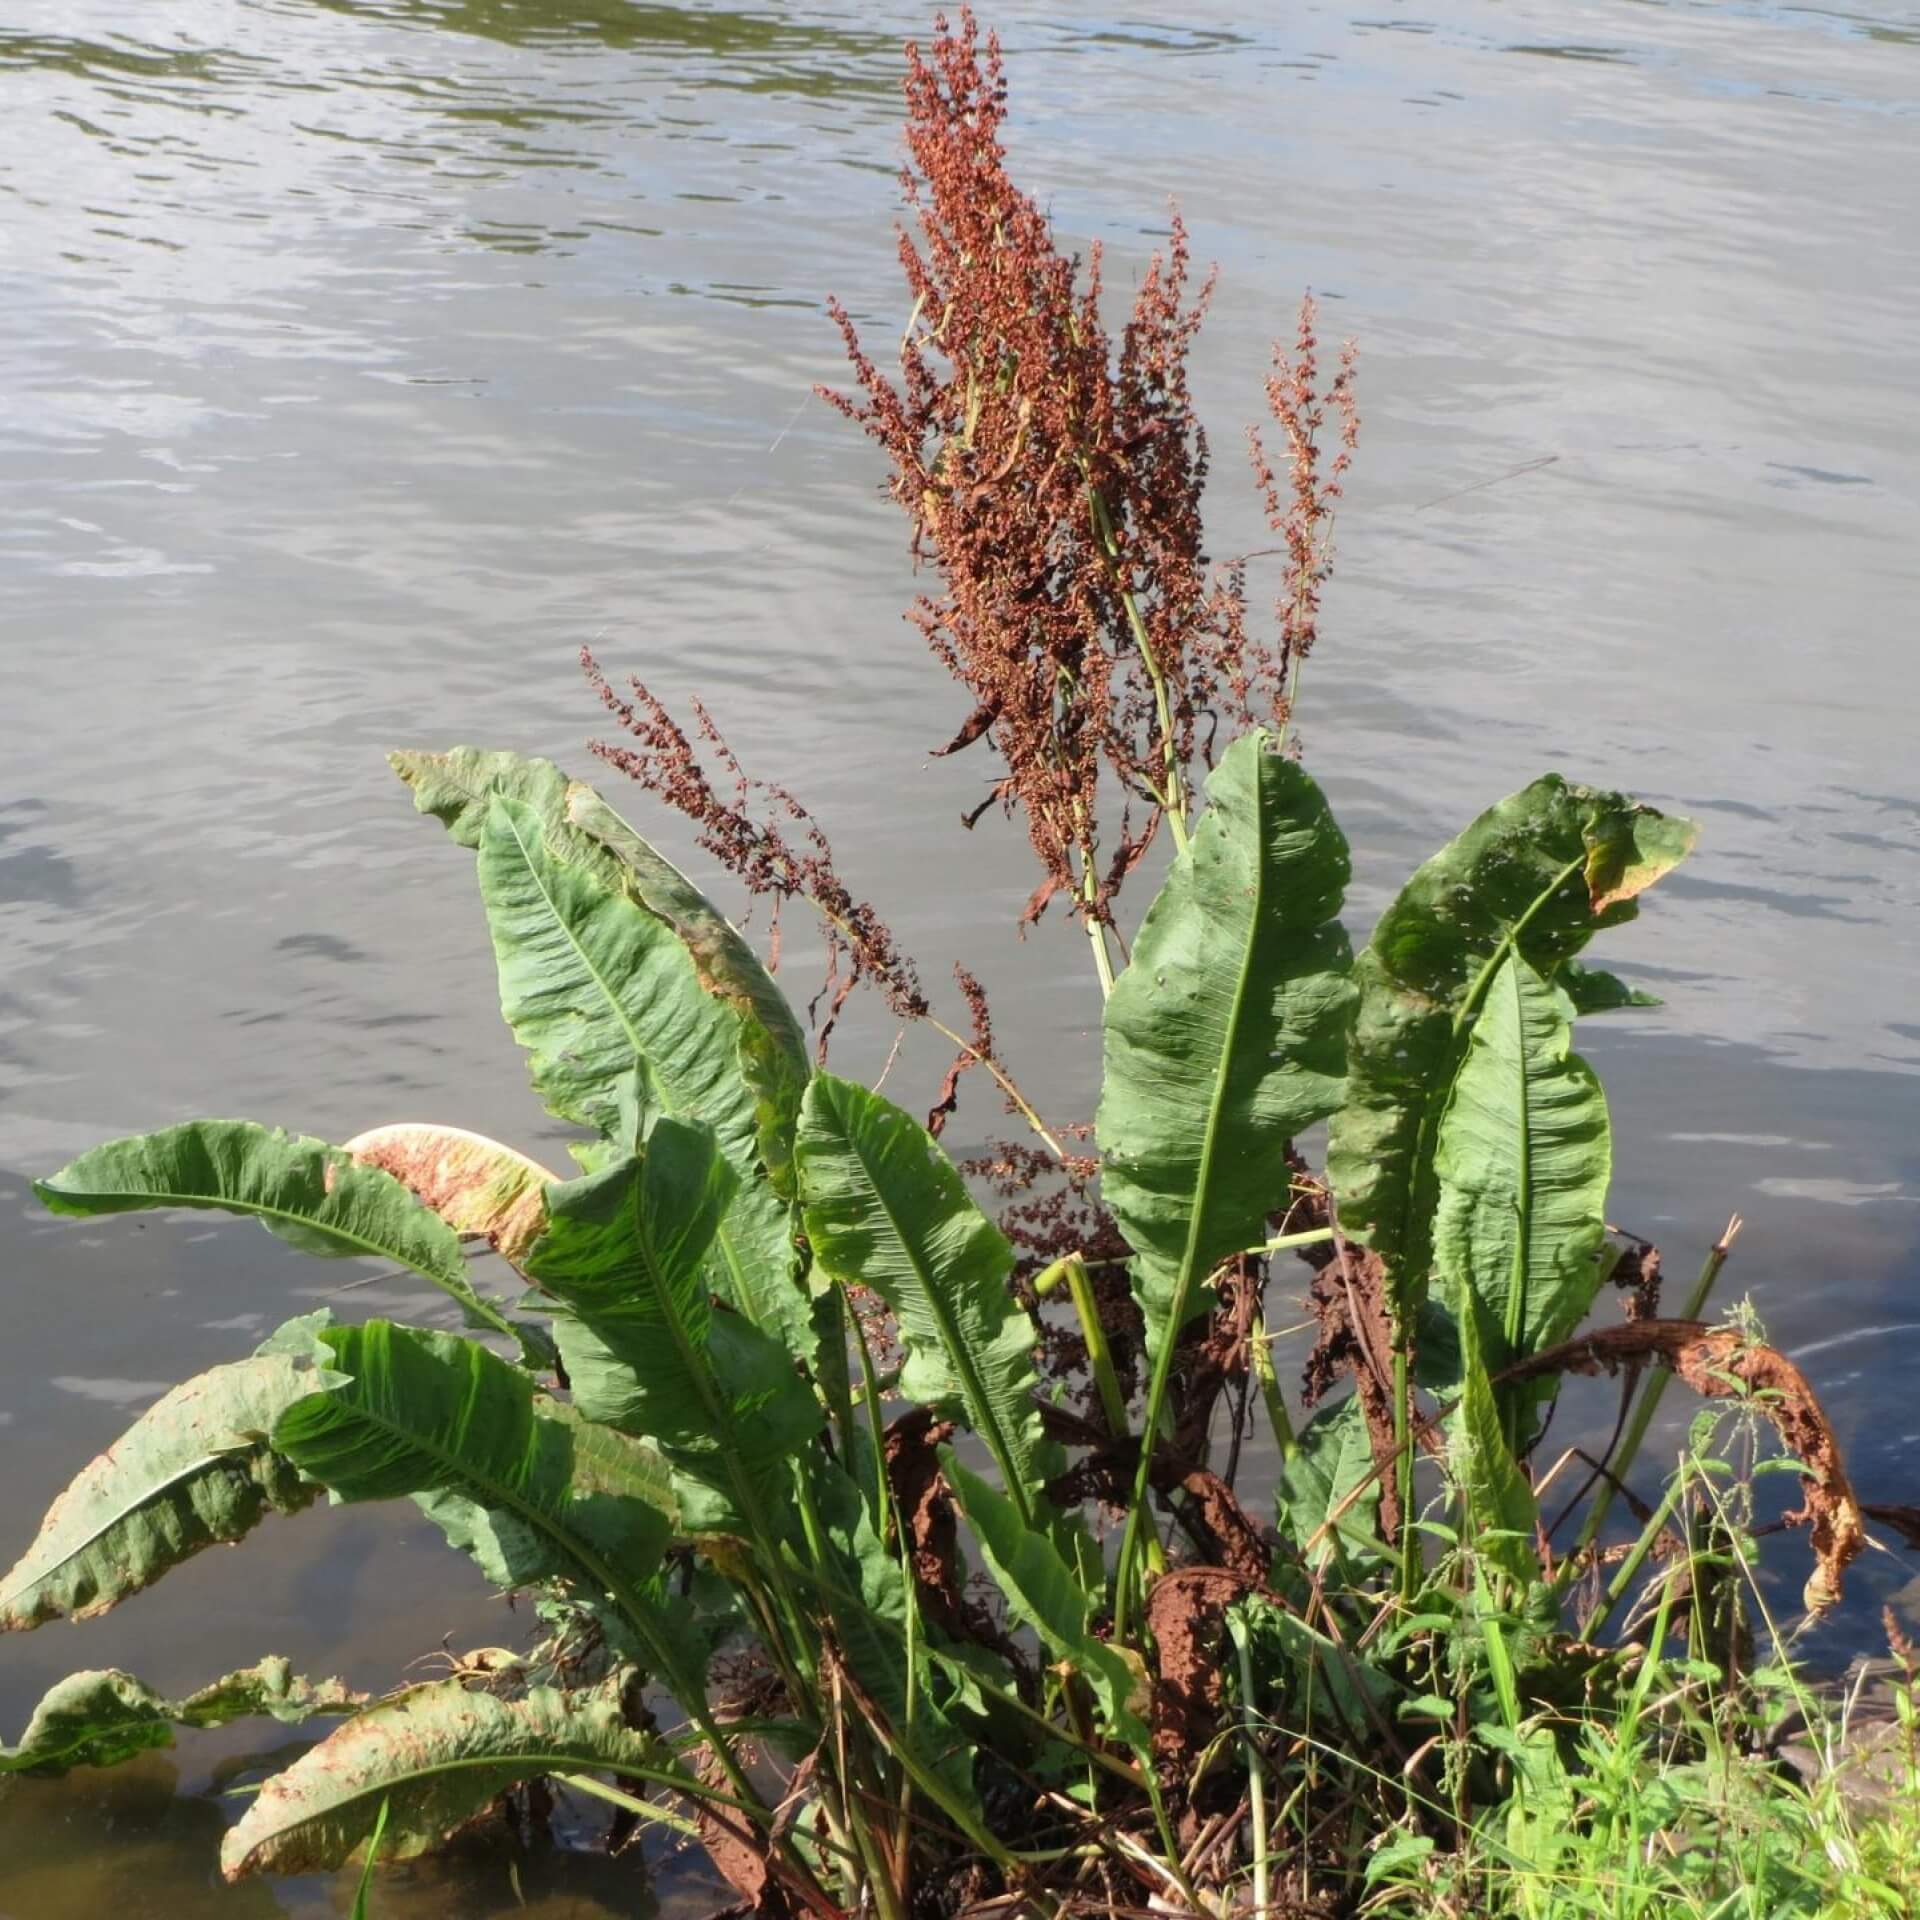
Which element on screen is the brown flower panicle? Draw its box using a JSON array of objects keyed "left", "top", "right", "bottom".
[
  {"left": 1229, "top": 294, "right": 1360, "bottom": 732},
  {"left": 821, "top": 7, "right": 1234, "bottom": 928},
  {"left": 583, "top": 647, "right": 927, "bottom": 1050}
]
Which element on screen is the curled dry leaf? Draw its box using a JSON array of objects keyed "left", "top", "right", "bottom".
[
  {"left": 1505, "top": 1318, "right": 1864, "bottom": 1614},
  {"left": 344, "top": 1124, "right": 556, "bottom": 1268},
  {"left": 883, "top": 1407, "right": 968, "bottom": 1640},
  {"left": 694, "top": 1712, "right": 793, "bottom": 1918},
  {"left": 1145, "top": 1566, "right": 1258, "bottom": 1759},
  {"left": 1172, "top": 1469, "right": 1270, "bottom": 1585},
  {"left": 1300, "top": 1245, "right": 1404, "bottom": 1541}
]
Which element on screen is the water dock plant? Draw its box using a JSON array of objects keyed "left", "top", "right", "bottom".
[{"left": 4, "top": 11, "right": 1916, "bottom": 1916}]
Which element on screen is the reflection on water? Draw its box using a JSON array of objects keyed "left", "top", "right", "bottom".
[
  {"left": 0, "top": 1748, "right": 705, "bottom": 1916},
  {"left": 2, "top": 0, "right": 1917, "bottom": 1910}
]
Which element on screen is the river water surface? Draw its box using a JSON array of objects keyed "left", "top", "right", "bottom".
[{"left": 3, "top": 1, "right": 1918, "bottom": 1912}]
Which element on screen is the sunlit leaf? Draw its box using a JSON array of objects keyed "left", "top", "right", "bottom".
[
  {"left": 1098, "top": 732, "right": 1353, "bottom": 1360},
  {"left": 798, "top": 1075, "right": 1057, "bottom": 1525},
  {"left": 1327, "top": 777, "right": 1693, "bottom": 1324},
  {"left": 1432, "top": 952, "right": 1611, "bottom": 1380},
  {"left": 35, "top": 1121, "right": 528, "bottom": 1350}
]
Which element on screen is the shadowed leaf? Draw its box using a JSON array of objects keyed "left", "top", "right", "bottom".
[
  {"left": 1449, "top": 1296, "right": 1538, "bottom": 1589},
  {"left": 0, "top": 1314, "right": 337, "bottom": 1629},
  {"left": 2, "top": 1661, "right": 362, "bottom": 1777},
  {"left": 220, "top": 1680, "right": 676, "bottom": 1880},
  {"left": 942, "top": 1449, "right": 1148, "bottom": 1750}
]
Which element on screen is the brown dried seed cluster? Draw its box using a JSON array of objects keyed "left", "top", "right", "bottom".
[
  {"left": 821, "top": 7, "right": 1242, "bottom": 928},
  {"left": 583, "top": 648, "right": 928, "bottom": 1038}
]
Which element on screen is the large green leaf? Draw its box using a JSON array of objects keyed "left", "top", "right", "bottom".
[
  {"left": 1448, "top": 1295, "right": 1538, "bottom": 1590},
  {"left": 1327, "top": 777, "right": 1693, "bottom": 1321},
  {"left": 1431, "top": 953, "right": 1611, "bottom": 1378},
  {"left": 1097, "top": 732, "right": 1354, "bottom": 1359},
  {"left": 474, "top": 793, "right": 808, "bottom": 1358},
  {"left": 392, "top": 745, "right": 809, "bottom": 1195},
  {"left": 273, "top": 1322, "right": 670, "bottom": 1622},
  {"left": 34, "top": 1121, "right": 526, "bottom": 1349},
  {"left": 797, "top": 1074, "right": 1056, "bottom": 1526},
  {"left": 1279, "top": 1394, "right": 1386, "bottom": 1571},
  {"left": 220, "top": 1680, "right": 679, "bottom": 1879},
  {"left": 1, "top": 1661, "right": 362, "bottom": 1778},
  {"left": 941, "top": 1451, "right": 1148, "bottom": 1751},
  {"left": 1, "top": 1315, "right": 337, "bottom": 1629},
  {"left": 524, "top": 1120, "right": 819, "bottom": 1533},
  {"left": 565, "top": 782, "right": 810, "bottom": 1201}
]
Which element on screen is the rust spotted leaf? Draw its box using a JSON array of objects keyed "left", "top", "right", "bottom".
[{"left": 344, "top": 1124, "right": 555, "bottom": 1268}]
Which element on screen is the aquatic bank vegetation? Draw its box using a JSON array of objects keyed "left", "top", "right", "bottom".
[{"left": 7, "top": 11, "right": 1920, "bottom": 1918}]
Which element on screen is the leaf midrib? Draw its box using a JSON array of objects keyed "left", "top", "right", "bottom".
[
  {"left": 494, "top": 803, "right": 761, "bottom": 1322},
  {"left": 234, "top": 1740, "right": 705, "bottom": 1867},
  {"left": 39, "top": 1177, "right": 463, "bottom": 1287},
  {"left": 1388, "top": 850, "right": 1589, "bottom": 1300},
  {"left": 831, "top": 1094, "right": 1035, "bottom": 1528},
  {"left": 4, "top": 1443, "right": 264, "bottom": 1608},
  {"left": 1166, "top": 770, "right": 1274, "bottom": 1340},
  {"left": 290, "top": 1342, "right": 651, "bottom": 1641}
]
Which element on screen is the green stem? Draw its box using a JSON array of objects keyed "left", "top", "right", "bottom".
[
  {"left": 1250, "top": 1305, "right": 1295, "bottom": 1460},
  {"left": 1580, "top": 1461, "right": 1689, "bottom": 1641},
  {"left": 1036, "top": 1254, "right": 1130, "bottom": 1443},
  {"left": 1231, "top": 1617, "right": 1272, "bottom": 1918},
  {"left": 1084, "top": 908, "right": 1117, "bottom": 998},
  {"left": 1038, "top": 1252, "right": 1162, "bottom": 1576},
  {"left": 1255, "top": 1226, "right": 1335, "bottom": 1255},
  {"left": 1392, "top": 1343, "right": 1418, "bottom": 1601},
  {"left": 1452, "top": 857, "right": 1588, "bottom": 1041},
  {"left": 1084, "top": 481, "right": 1190, "bottom": 852}
]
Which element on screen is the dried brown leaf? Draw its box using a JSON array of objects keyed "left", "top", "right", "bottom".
[{"left": 1505, "top": 1319, "right": 1864, "bottom": 1614}]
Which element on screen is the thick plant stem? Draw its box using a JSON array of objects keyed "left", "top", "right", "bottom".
[
  {"left": 1250, "top": 1305, "right": 1295, "bottom": 1459},
  {"left": 1392, "top": 1344, "right": 1419, "bottom": 1599},
  {"left": 1037, "top": 1253, "right": 1161, "bottom": 1573},
  {"left": 1112, "top": 1347, "right": 1174, "bottom": 1638},
  {"left": 1037, "top": 1255, "right": 1130, "bottom": 1441},
  {"left": 1074, "top": 823, "right": 1116, "bottom": 997},
  {"left": 1567, "top": 1216, "right": 1741, "bottom": 1577},
  {"left": 1231, "top": 1616, "right": 1272, "bottom": 1917},
  {"left": 1084, "top": 905, "right": 1117, "bottom": 998}
]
